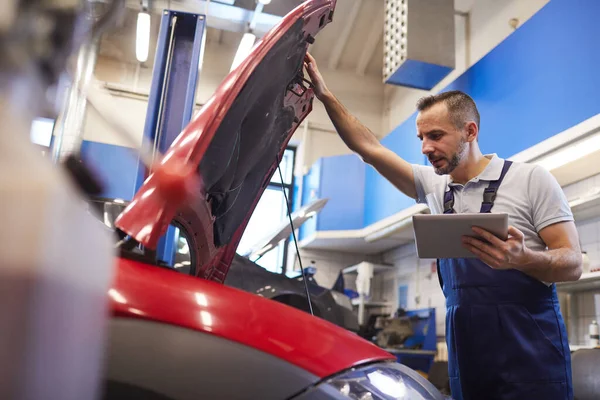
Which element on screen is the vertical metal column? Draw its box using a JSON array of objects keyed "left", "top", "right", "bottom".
[
  {"left": 137, "top": 10, "right": 206, "bottom": 266},
  {"left": 51, "top": 37, "right": 100, "bottom": 163}
]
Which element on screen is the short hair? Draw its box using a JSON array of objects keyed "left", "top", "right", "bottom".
[{"left": 416, "top": 90, "right": 480, "bottom": 131}]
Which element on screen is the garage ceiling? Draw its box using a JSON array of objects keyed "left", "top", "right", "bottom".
[{"left": 98, "top": 0, "right": 476, "bottom": 79}]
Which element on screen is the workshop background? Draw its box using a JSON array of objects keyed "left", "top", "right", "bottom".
[{"left": 39, "top": 0, "right": 600, "bottom": 375}]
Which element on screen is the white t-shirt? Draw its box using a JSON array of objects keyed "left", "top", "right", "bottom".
[{"left": 412, "top": 154, "right": 574, "bottom": 254}]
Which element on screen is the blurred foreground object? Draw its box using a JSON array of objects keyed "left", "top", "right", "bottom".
[{"left": 0, "top": 0, "right": 120, "bottom": 399}]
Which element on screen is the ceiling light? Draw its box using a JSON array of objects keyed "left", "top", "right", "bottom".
[
  {"left": 230, "top": 32, "right": 256, "bottom": 71},
  {"left": 258, "top": 0, "right": 272, "bottom": 4},
  {"left": 136, "top": 12, "right": 151, "bottom": 63}
]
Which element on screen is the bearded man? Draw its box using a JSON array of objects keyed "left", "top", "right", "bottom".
[{"left": 304, "top": 53, "right": 581, "bottom": 400}]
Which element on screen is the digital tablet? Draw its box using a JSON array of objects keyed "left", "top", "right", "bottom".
[{"left": 412, "top": 213, "right": 509, "bottom": 259}]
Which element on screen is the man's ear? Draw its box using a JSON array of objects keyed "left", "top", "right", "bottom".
[{"left": 466, "top": 121, "right": 478, "bottom": 142}]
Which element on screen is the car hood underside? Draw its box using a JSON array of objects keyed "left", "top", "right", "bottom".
[{"left": 114, "top": 1, "right": 336, "bottom": 282}]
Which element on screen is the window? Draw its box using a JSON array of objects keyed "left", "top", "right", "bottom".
[{"left": 236, "top": 147, "right": 296, "bottom": 274}]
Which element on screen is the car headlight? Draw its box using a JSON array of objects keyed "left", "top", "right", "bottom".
[{"left": 295, "top": 361, "right": 445, "bottom": 400}]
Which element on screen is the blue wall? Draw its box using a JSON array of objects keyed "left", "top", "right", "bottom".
[
  {"left": 299, "top": 159, "right": 321, "bottom": 241},
  {"left": 298, "top": 154, "right": 366, "bottom": 240},
  {"left": 364, "top": 113, "right": 426, "bottom": 225},
  {"left": 309, "top": 0, "right": 600, "bottom": 232},
  {"left": 80, "top": 140, "right": 139, "bottom": 200},
  {"left": 318, "top": 154, "right": 365, "bottom": 231},
  {"left": 444, "top": 0, "right": 600, "bottom": 158}
]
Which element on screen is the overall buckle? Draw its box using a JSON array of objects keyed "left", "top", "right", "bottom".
[
  {"left": 483, "top": 188, "right": 497, "bottom": 204},
  {"left": 444, "top": 198, "right": 454, "bottom": 212}
]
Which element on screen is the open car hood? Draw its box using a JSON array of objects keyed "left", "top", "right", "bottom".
[{"left": 114, "top": 0, "right": 337, "bottom": 283}]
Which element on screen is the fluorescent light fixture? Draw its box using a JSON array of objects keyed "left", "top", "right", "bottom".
[
  {"left": 230, "top": 32, "right": 256, "bottom": 72},
  {"left": 198, "top": 24, "right": 207, "bottom": 73},
  {"left": 30, "top": 117, "right": 54, "bottom": 147},
  {"left": 136, "top": 12, "right": 151, "bottom": 63},
  {"left": 258, "top": 0, "right": 272, "bottom": 4},
  {"left": 534, "top": 132, "right": 600, "bottom": 171}
]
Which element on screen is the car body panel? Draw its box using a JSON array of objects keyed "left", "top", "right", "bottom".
[
  {"left": 103, "top": 318, "right": 319, "bottom": 400},
  {"left": 110, "top": 257, "right": 395, "bottom": 378},
  {"left": 225, "top": 254, "right": 360, "bottom": 332}
]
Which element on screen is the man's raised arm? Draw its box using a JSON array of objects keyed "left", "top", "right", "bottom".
[{"left": 304, "top": 53, "right": 418, "bottom": 199}]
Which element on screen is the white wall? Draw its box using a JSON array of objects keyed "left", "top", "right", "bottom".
[
  {"left": 292, "top": 65, "right": 385, "bottom": 173},
  {"left": 383, "top": 0, "right": 550, "bottom": 135},
  {"left": 83, "top": 58, "right": 150, "bottom": 147}
]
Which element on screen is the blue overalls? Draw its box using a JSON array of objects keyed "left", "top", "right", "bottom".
[{"left": 437, "top": 160, "right": 573, "bottom": 399}]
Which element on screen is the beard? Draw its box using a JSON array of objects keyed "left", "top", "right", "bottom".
[{"left": 430, "top": 138, "right": 467, "bottom": 175}]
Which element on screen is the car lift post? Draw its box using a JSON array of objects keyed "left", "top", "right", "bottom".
[{"left": 136, "top": 10, "right": 206, "bottom": 266}]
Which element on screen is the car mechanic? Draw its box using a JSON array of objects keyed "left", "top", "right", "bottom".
[{"left": 304, "top": 52, "right": 583, "bottom": 400}]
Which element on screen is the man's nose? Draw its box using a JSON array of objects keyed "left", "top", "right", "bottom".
[{"left": 422, "top": 140, "right": 434, "bottom": 155}]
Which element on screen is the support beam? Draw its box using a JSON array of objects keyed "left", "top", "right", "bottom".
[
  {"left": 328, "top": 0, "right": 363, "bottom": 70},
  {"left": 355, "top": 3, "right": 383, "bottom": 76},
  {"left": 134, "top": 10, "right": 207, "bottom": 265}
]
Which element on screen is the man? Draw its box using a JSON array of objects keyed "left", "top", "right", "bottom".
[{"left": 304, "top": 53, "right": 582, "bottom": 400}]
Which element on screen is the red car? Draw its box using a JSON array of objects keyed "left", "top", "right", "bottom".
[{"left": 101, "top": 1, "right": 446, "bottom": 399}]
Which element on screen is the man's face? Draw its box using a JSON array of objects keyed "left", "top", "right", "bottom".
[{"left": 416, "top": 102, "right": 469, "bottom": 175}]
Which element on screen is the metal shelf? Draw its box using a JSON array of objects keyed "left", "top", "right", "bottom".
[
  {"left": 344, "top": 262, "right": 395, "bottom": 325},
  {"left": 351, "top": 298, "right": 392, "bottom": 308},
  {"left": 382, "top": 348, "right": 437, "bottom": 356},
  {"left": 343, "top": 262, "right": 393, "bottom": 275},
  {"left": 556, "top": 270, "right": 600, "bottom": 292},
  {"left": 569, "top": 344, "right": 599, "bottom": 352},
  {"left": 569, "top": 191, "right": 600, "bottom": 221}
]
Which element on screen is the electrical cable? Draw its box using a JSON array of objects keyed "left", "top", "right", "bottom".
[{"left": 276, "top": 156, "right": 313, "bottom": 316}]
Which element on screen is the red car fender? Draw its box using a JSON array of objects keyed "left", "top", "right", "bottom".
[{"left": 110, "top": 257, "right": 395, "bottom": 378}]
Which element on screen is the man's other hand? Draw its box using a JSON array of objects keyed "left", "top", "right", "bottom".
[{"left": 462, "top": 226, "right": 529, "bottom": 270}]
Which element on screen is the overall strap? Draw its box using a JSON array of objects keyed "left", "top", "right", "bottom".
[
  {"left": 442, "top": 160, "right": 513, "bottom": 214},
  {"left": 443, "top": 187, "right": 455, "bottom": 214},
  {"left": 480, "top": 160, "right": 512, "bottom": 213}
]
